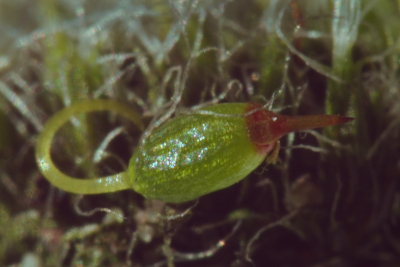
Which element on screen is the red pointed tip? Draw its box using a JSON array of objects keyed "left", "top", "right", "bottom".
[
  {"left": 320, "top": 115, "right": 354, "bottom": 127},
  {"left": 245, "top": 102, "right": 354, "bottom": 149},
  {"left": 276, "top": 114, "right": 354, "bottom": 135}
]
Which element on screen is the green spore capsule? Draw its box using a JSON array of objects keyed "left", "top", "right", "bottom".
[{"left": 35, "top": 100, "right": 353, "bottom": 203}]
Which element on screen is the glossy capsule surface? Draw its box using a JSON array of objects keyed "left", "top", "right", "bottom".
[{"left": 129, "top": 103, "right": 268, "bottom": 203}]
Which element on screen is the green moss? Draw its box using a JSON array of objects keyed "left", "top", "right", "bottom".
[{"left": 1, "top": 0, "right": 400, "bottom": 266}]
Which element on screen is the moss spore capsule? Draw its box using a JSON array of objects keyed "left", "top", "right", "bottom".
[
  {"left": 129, "top": 103, "right": 268, "bottom": 203},
  {"left": 35, "top": 99, "right": 353, "bottom": 203}
]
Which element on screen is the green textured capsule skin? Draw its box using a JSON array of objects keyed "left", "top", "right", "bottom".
[{"left": 128, "top": 103, "right": 268, "bottom": 203}]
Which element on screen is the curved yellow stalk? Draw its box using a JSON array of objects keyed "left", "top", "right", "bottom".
[{"left": 35, "top": 99, "right": 144, "bottom": 194}]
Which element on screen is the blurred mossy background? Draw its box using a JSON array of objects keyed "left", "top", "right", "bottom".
[{"left": 1, "top": 0, "right": 400, "bottom": 266}]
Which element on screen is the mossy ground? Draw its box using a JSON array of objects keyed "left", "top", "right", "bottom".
[{"left": 1, "top": 0, "right": 400, "bottom": 266}]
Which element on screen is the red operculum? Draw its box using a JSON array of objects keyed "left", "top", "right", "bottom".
[
  {"left": 245, "top": 102, "right": 354, "bottom": 155},
  {"left": 245, "top": 102, "right": 281, "bottom": 155}
]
